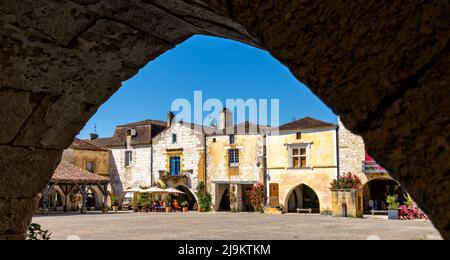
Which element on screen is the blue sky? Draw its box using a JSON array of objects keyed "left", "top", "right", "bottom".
[{"left": 78, "top": 35, "right": 336, "bottom": 139}]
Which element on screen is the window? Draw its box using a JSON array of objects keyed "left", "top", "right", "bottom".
[
  {"left": 212, "top": 138, "right": 216, "bottom": 143},
  {"left": 172, "top": 134, "right": 177, "bottom": 144},
  {"left": 86, "top": 160, "right": 95, "bottom": 173},
  {"left": 291, "top": 146, "right": 308, "bottom": 168},
  {"left": 170, "top": 156, "right": 181, "bottom": 176},
  {"left": 229, "top": 149, "right": 239, "bottom": 167},
  {"left": 125, "top": 150, "right": 133, "bottom": 167},
  {"left": 296, "top": 132, "right": 302, "bottom": 140},
  {"left": 229, "top": 135, "right": 235, "bottom": 144}
]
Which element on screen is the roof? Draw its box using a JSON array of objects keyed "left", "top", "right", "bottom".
[
  {"left": 279, "top": 117, "right": 336, "bottom": 132},
  {"left": 85, "top": 120, "right": 168, "bottom": 147},
  {"left": 209, "top": 121, "right": 272, "bottom": 135},
  {"left": 86, "top": 137, "right": 115, "bottom": 148},
  {"left": 70, "top": 138, "right": 108, "bottom": 151},
  {"left": 51, "top": 161, "right": 110, "bottom": 184},
  {"left": 118, "top": 120, "right": 167, "bottom": 128}
]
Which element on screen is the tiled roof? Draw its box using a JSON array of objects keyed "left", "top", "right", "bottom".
[
  {"left": 51, "top": 161, "right": 110, "bottom": 183},
  {"left": 118, "top": 120, "right": 167, "bottom": 128},
  {"left": 279, "top": 117, "right": 336, "bottom": 131},
  {"left": 85, "top": 137, "right": 115, "bottom": 148},
  {"left": 85, "top": 120, "right": 168, "bottom": 148},
  {"left": 70, "top": 138, "right": 108, "bottom": 151},
  {"left": 220, "top": 121, "right": 272, "bottom": 135}
]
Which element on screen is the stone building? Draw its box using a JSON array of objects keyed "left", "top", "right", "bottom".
[
  {"left": 62, "top": 138, "right": 111, "bottom": 177},
  {"left": 39, "top": 139, "right": 111, "bottom": 212},
  {"left": 206, "top": 109, "right": 270, "bottom": 212},
  {"left": 267, "top": 117, "right": 338, "bottom": 213},
  {"left": 337, "top": 118, "right": 404, "bottom": 214},
  {"left": 152, "top": 114, "right": 212, "bottom": 209},
  {"left": 88, "top": 120, "right": 167, "bottom": 201}
]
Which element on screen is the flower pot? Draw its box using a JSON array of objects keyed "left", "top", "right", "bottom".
[
  {"left": 112, "top": 206, "right": 118, "bottom": 213},
  {"left": 182, "top": 207, "right": 188, "bottom": 213},
  {"left": 388, "top": 209, "right": 399, "bottom": 220},
  {"left": 165, "top": 206, "right": 172, "bottom": 213}
]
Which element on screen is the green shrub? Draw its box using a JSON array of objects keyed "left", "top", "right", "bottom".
[{"left": 27, "top": 223, "right": 51, "bottom": 240}]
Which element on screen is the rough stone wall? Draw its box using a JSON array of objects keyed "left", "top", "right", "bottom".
[
  {"left": 267, "top": 129, "right": 338, "bottom": 212},
  {"left": 152, "top": 123, "right": 205, "bottom": 193},
  {"left": 62, "top": 148, "right": 111, "bottom": 176},
  {"left": 109, "top": 145, "right": 152, "bottom": 197},
  {"left": 0, "top": 0, "right": 449, "bottom": 239},
  {"left": 337, "top": 118, "right": 368, "bottom": 184}
]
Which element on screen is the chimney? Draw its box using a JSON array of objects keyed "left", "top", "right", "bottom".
[
  {"left": 89, "top": 133, "right": 99, "bottom": 140},
  {"left": 218, "top": 108, "right": 233, "bottom": 130},
  {"left": 167, "top": 112, "right": 175, "bottom": 127}
]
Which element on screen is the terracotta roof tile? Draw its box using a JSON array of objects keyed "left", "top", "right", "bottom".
[
  {"left": 70, "top": 138, "right": 108, "bottom": 151},
  {"left": 279, "top": 117, "right": 336, "bottom": 131},
  {"left": 51, "top": 161, "right": 110, "bottom": 183}
]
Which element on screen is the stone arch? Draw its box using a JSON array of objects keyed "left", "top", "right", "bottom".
[
  {"left": 175, "top": 184, "right": 198, "bottom": 211},
  {"left": 362, "top": 177, "right": 408, "bottom": 214},
  {"left": 48, "top": 185, "right": 66, "bottom": 210},
  {"left": 0, "top": 1, "right": 449, "bottom": 239},
  {"left": 284, "top": 184, "right": 321, "bottom": 213}
]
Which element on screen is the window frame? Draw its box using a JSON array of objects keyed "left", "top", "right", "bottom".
[
  {"left": 170, "top": 156, "right": 181, "bottom": 176},
  {"left": 289, "top": 144, "right": 310, "bottom": 169},
  {"left": 229, "top": 149, "right": 239, "bottom": 168},
  {"left": 124, "top": 150, "right": 133, "bottom": 168},
  {"left": 86, "top": 160, "right": 95, "bottom": 173},
  {"left": 172, "top": 133, "right": 177, "bottom": 144},
  {"left": 229, "top": 134, "right": 235, "bottom": 145}
]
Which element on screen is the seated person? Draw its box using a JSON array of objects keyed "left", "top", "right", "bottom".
[{"left": 172, "top": 199, "right": 180, "bottom": 211}]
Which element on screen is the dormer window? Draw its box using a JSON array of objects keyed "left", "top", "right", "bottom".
[{"left": 127, "top": 128, "right": 137, "bottom": 137}]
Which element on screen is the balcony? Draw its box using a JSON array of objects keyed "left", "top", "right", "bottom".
[
  {"left": 362, "top": 161, "right": 387, "bottom": 173},
  {"left": 159, "top": 170, "right": 191, "bottom": 183}
]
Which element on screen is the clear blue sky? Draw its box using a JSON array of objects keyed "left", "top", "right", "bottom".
[{"left": 78, "top": 35, "right": 336, "bottom": 139}]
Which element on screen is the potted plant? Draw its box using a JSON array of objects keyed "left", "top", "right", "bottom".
[
  {"left": 165, "top": 195, "right": 172, "bottom": 213},
  {"left": 386, "top": 195, "right": 400, "bottom": 220},
  {"left": 111, "top": 196, "right": 119, "bottom": 212},
  {"left": 181, "top": 201, "right": 189, "bottom": 213},
  {"left": 196, "top": 182, "right": 212, "bottom": 212}
]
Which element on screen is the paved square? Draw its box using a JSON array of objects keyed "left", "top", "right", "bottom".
[{"left": 33, "top": 212, "right": 442, "bottom": 240}]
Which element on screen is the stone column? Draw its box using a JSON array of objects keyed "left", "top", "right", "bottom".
[
  {"left": 79, "top": 184, "right": 87, "bottom": 214},
  {"left": 0, "top": 146, "right": 61, "bottom": 240}
]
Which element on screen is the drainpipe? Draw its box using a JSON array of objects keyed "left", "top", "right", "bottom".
[
  {"left": 204, "top": 134, "right": 208, "bottom": 193},
  {"left": 263, "top": 134, "right": 268, "bottom": 206},
  {"left": 336, "top": 123, "right": 340, "bottom": 184},
  {"left": 150, "top": 140, "right": 154, "bottom": 186}
]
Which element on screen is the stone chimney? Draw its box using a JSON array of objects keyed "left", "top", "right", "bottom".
[
  {"left": 167, "top": 112, "right": 175, "bottom": 127},
  {"left": 89, "top": 133, "right": 99, "bottom": 140},
  {"left": 218, "top": 108, "right": 233, "bottom": 130}
]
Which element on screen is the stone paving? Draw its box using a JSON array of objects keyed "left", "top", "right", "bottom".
[{"left": 32, "top": 212, "right": 442, "bottom": 240}]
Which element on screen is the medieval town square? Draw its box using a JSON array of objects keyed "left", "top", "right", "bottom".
[{"left": 0, "top": 1, "right": 448, "bottom": 246}]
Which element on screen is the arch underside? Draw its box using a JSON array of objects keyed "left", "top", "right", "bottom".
[{"left": 0, "top": 0, "right": 448, "bottom": 239}]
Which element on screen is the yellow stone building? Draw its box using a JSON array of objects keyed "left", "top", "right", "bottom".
[
  {"left": 62, "top": 138, "right": 111, "bottom": 177},
  {"left": 267, "top": 117, "right": 338, "bottom": 213}
]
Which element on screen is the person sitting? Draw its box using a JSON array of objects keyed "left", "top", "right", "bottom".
[{"left": 172, "top": 199, "right": 180, "bottom": 212}]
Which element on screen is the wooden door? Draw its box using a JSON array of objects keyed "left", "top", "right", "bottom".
[{"left": 269, "top": 183, "right": 279, "bottom": 207}]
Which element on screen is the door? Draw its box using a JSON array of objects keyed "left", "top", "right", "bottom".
[
  {"left": 170, "top": 157, "right": 181, "bottom": 176},
  {"left": 269, "top": 183, "right": 279, "bottom": 207}
]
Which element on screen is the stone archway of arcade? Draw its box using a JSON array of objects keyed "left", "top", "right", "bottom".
[{"left": 0, "top": 1, "right": 448, "bottom": 239}]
